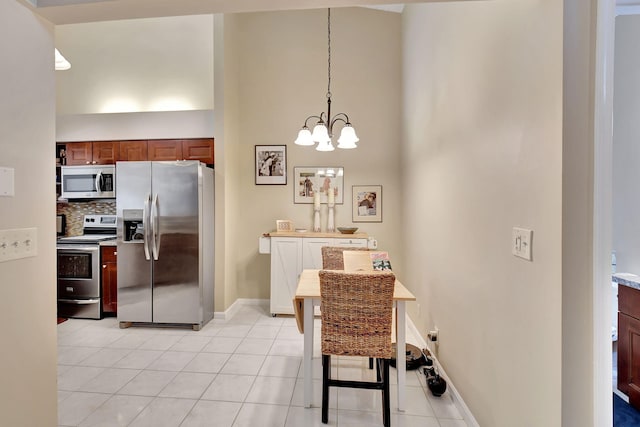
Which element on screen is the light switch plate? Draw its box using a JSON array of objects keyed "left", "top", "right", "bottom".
[
  {"left": 0, "top": 228, "right": 38, "bottom": 263},
  {"left": 512, "top": 227, "right": 533, "bottom": 261}
]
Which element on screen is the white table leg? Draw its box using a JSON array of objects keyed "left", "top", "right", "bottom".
[
  {"left": 397, "top": 301, "right": 406, "bottom": 412},
  {"left": 303, "top": 297, "right": 314, "bottom": 408}
]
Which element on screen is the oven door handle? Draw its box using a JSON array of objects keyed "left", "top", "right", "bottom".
[
  {"left": 58, "top": 298, "right": 100, "bottom": 305},
  {"left": 56, "top": 246, "right": 99, "bottom": 252},
  {"left": 143, "top": 193, "right": 151, "bottom": 260},
  {"left": 151, "top": 193, "right": 160, "bottom": 260}
]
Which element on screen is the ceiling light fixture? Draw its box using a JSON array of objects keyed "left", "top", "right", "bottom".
[
  {"left": 294, "top": 8, "right": 359, "bottom": 152},
  {"left": 55, "top": 48, "right": 71, "bottom": 71}
]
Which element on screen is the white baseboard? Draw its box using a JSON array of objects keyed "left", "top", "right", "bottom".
[
  {"left": 406, "top": 316, "right": 479, "bottom": 427},
  {"left": 214, "top": 298, "right": 269, "bottom": 320}
]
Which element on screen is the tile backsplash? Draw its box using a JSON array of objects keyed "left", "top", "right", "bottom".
[{"left": 56, "top": 200, "right": 116, "bottom": 236}]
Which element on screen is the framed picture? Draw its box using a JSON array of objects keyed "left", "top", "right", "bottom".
[
  {"left": 255, "top": 145, "right": 287, "bottom": 185},
  {"left": 294, "top": 167, "right": 344, "bottom": 204},
  {"left": 276, "top": 220, "right": 294, "bottom": 232},
  {"left": 352, "top": 185, "right": 382, "bottom": 222}
]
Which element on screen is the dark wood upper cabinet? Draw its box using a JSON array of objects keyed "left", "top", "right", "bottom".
[
  {"left": 65, "top": 141, "right": 118, "bottom": 165},
  {"left": 183, "top": 139, "right": 214, "bottom": 164},
  {"left": 118, "top": 140, "right": 148, "bottom": 161},
  {"left": 148, "top": 140, "right": 183, "bottom": 161},
  {"left": 64, "top": 142, "right": 93, "bottom": 165},
  {"left": 148, "top": 138, "right": 213, "bottom": 164},
  {"left": 61, "top": 138, "right": 213, "bottom": 166},
  {"left": 92, "top": 141, "right": 119, "bottom": 164}
]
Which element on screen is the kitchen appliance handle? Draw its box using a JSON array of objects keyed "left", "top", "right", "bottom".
[
  {"left": 95, "top": 171, "right": 103, "bottom": 193},
  {"left": 151, "top": 193, "right": 160, "bottom": 260},
  {"left": 143, "top": 193, "right": 151, "bottom": 260},
  {"left": 56, "top": 245, "right": 99, "bottom": 252},
  {"left": 58, "top": 298, "right": 100, "bottom": 305}
]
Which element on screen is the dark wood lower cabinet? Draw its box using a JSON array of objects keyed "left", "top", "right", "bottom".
[
  {"left": 618, "top": 284, "right": 640, "bottom": 410},
  {"left": 101, "top": 246, "right": 117, "bottom": 315}
]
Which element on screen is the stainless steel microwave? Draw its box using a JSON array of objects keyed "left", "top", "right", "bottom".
[{"left": 61, "top": 165, "right": 115, "bottom": 199}]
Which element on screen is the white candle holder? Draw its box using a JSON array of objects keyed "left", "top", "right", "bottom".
[
  {"left": 327, "top": 202, "right": 335, "bottom": 232},
  {"left": 313, "top": 206, "right": 321, "bottom": 232}
]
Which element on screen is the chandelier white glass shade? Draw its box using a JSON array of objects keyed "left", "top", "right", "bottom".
[
  {"left": 55, "top": 48, "right": 71, "bottom": 71},
  {"left": 294, "top": 9, "right": 359, "bottom": 152}
]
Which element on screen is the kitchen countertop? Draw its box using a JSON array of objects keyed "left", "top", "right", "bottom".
[
  {"left": 100, "top": 240, "right": 117, "bottom": 247},
  {"left": 266, "top": 231, "right": 368, "bottom": 239},
  {"left": 613, "top": 273, "right": 640, "bottom": 291}
]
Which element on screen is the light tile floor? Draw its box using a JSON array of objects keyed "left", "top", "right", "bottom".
[{"left": 58, "top": 304, "right": 469, "bottom": 427}]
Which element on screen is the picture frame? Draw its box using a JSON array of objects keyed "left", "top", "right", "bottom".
[
  {"left": 276, "top": 220, "right": 294, "bottom": 232},
  {"left": 294, "top": 167, "right": 344, "bottom": 204},
  {"left": 352, "top": 185, "right": 382, "bottom": 222},
  {"left": 255, "top": 145, "right": 287, "bottom": 185}
]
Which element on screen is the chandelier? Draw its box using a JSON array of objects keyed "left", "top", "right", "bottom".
[{"left": 294, "top": 8, "right": 359, "bottom": 151}]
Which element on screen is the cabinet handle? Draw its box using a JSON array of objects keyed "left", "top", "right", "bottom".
[
  {"left": 114, "top": 251, "right": 117, "bottom": 256},
  {"left": 102, "top": 265, "right": 106, "bottom": 268},
  {"left": 86, "top": 161, "right": 90, "bottom": 164}
]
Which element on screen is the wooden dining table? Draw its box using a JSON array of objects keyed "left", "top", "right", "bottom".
[{"left": 294, "top": 269, "right": 417, "bottom": 411}]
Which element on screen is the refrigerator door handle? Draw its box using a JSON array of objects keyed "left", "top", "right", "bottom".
[
  {"left": 95, "top": 171, "right": 103, "bottom": 193},
  {"left": 151, "top": 193, "right": 160, "bottom": 260},
  {"left": 143, "top": 193, "right": 151, "bottom": 260}
]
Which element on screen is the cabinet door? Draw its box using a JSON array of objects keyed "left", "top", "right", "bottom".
[
  {"left": 92, "top": 142, "right": 119, "bottom": 164},
  {"left": 618, "top": 311, "right": 640, "bottom": 410},
  {"left": 302, "top": 238, "right": 334, "bottom": 269},
  {"left": 65, "top": 142, "right": 93, "bottom": 165},
  {"left": 118, "top": 141, "right": 148, "bottom": 161},
  {"left": 101, "top": 246, "right": 118, "bottom": 314},
  {"left": 183, "top": 139, "right": 214, "bottom": 164},
  {"left": 270, "top": 237, "right": 302, "bottom": 315},
  {"left": 148, "top": 140, "right": 182, "bottom": 161}
]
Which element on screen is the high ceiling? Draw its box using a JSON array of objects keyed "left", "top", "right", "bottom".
[{"left": 21, "top": 0, "right": 428, "bottom": 25}]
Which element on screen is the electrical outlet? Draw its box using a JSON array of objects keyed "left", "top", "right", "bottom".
[
  {"left": 0, "top": 228, "right": 37, "bottom": 263},
  {"left": 428, "top": 327, "right": 439, "bottom": 343}
]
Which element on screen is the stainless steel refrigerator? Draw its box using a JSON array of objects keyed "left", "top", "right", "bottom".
[{"left": 116, "top": 161, "right": 214, "bottom": 330}]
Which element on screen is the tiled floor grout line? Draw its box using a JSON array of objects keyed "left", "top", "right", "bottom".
[{"left": 57, "top": 307, "right": 468, "bottom": 427}]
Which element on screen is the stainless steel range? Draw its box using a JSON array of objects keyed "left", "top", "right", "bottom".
[{"left": 57, "top": 214, "right": 116, "bottom": 319}]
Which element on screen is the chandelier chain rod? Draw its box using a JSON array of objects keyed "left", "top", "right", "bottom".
[{"left": 326, "top": 8, "right": 331, "bottom": 100}]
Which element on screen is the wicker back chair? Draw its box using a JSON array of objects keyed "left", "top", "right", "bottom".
[
  {"left": 319, "top": 270, "right": 395, "bottom": 427},
  {"left": 321, "top": 246, "right": 369, "bottom": 270}
]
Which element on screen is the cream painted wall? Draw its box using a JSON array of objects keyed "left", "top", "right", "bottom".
[
  {"left": 215, "top": 13, "right": 243, "bottom": 309},
  {"left": 55, "top": 15, "right": 214, "bottom": 114},
  {"left": 402, "top": 2, "right": 562, "bottom": 426},
  {"left": 613, "top": 15, "right": 640, "bottom": 274},
  {"left": 561, "top": 1, "right": 597, "bottom": 425},
  {"left": 0, "top": 2, "right": 58, "bottom": 426},
  {"left": 229, "top": 8, "right": 403, "bottom": 301}
]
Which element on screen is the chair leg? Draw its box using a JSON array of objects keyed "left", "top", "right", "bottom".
[
  {"left": 369, "top": 357, "right": 374, "bottom": 369},
  {"left": 322, "top": 355, "right": 330, "bottom": 424},
  {"left": 382, "top": 359, "right": 390, "bottom": 427},
  {"left": 376, "top": 358, "right": 381, "bottom": 382}
]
